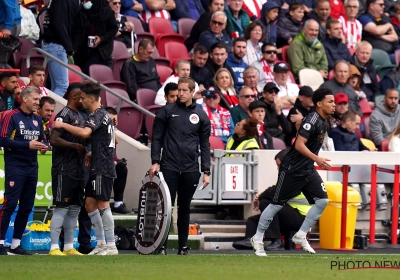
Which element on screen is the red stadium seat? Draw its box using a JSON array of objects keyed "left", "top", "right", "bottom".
[
  {"left": 68, "top": 64, "right": 83, "bottom": 84},
  {"left": 363, "top": 116, "right": 371, "bottom": 139},
  {"left": 164, "top": 42, "right": 191, "bottom": 69},
  {"left": 134, "top": 41, "right": 170, "bottom": 67},
  {"left": 149, "top": 17, "right": 184, "bottom": 56},
  {"left": 13, "top": 38, "right": 44, "bottom": 77},
  {"left": 156, "top": 64, "right": 173, "bottom": 84},
  {"left": 124, "top": 15, "right": 154, "bottom": 43},
  {"left": 272, "top": 137, "right": 286, "bottom": 150},
  {"left": 136, "top": 89, "right": 161, "bottom": 140},
  {"left": 178, "top": 18, "right": 196, "bottom": 39},
  {"left": 112, "top": 41, "right": 130, "bottom": 81},
  {"left": 210, "top": 136, "right": 225, "bottom": 150},
  {"left": 89, "top": 64, "right": 127, "bottom": 90},
  {"left": 381, "top": 139, "right": 389, "bottom": 151},
  {"left": 328, "top": 69, "right": 334, "bottom": 80},
  {"left": 281, "top": 45, "right": 289, "bottom": 65},
  {"left": 359, "top": 98, "right": 373, "bottom": 115}
]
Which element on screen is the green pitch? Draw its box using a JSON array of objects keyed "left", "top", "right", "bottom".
[{"left": 1, "top": 254, "right": 400, "bottom": 280}]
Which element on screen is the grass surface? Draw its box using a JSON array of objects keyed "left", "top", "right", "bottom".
[{"left": 1, "top": 254, "right": 400, "bottom": 280}]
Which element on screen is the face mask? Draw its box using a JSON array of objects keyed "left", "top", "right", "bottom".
[{"left": 83, "top": 1, "right": 93, "bottom": 10}]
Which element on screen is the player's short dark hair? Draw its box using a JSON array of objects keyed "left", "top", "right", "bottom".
[
  {"left": 275, "top": 149, "right": 289, "bottom": 161},
  {"left": 39, "top": 96, "right": 56, "bottom": 108},
  {"left": 193, "top": 45, "right": 208, "bottom": 55},
  {"left": 211, "top": 42, "right": 228, "bottom": 53},
  {"left": 289, "top": 2, "right": 304, "bottom": 11},
  {"left": 243, "top": 118, "right": 258, "bottom": 138},
  {"left": 105, "top": 106, "right": 118, "bottom": 115},
  {"left": 312, "top": 87, "right": 333, "bottom": 104},
  {"left": 0, "top": 72, "right": 17, "bottom": 83},
  {"left": 341, "top": 109, "right": 360, "bottom": 123},
  {"left": 28, "top": 65, "right": 45, "bottom": 75},
  {"left": 233, "top": 37, "right": 247, "bottom": 46},
  {"left": 81, "top": 82, "right": 101, "bottom": 100},
  {"left": 64, "top": 82, "right": 82, "bottom": 99},
  {"left": 138, "top": 38, "right": 154, "bottom": 50},
  {"left": 164, "top": 82, "right": 178, "bottom": 96},
  {"left": 261, "top": 42, "right": 276, "bottom": 52}
]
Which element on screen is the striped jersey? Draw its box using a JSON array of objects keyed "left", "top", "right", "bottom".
[
  {"left": 338, "top": 15, "right": 362, "bottom": 50},
  {"left": 242, "top": 0, "right": 265, "bottom": 19},
  {"left": 141, "top": 9, "right": 170, "bottom": 23},
  {"left": 281, "top": 111, "right": 327, "bottom": 171}
]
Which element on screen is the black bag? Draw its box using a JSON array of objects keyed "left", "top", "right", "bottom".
[
  {"left": 36, "top": 0, "right": 52, "bottom": 44},
  {"left": 114, "top": 226, "right": 136, "bottom": 250}
]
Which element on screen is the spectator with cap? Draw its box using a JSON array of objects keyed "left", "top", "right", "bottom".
[
  {"left": 260, "top": 82, "right": 292, "bottom": 141},
  {"left": 200, "top": 88, "right": 234, "bottom": 145},
  {"left": 328, "top": 92, "right": 349, "bottom": 130},
  {"left": 249, "top": 100, "right": 274, "bottom": 149},
  {"left": 230, "top": 86, "right": 255, "bottom": 125},
  {"left": 273, "top": 62, "right": 299, "bottom": 113},
  {"left": 329, "top": 109, "right": 370, "bottom": 151},
  {"left": 286, "top": 86, "right": 314, "bottom": 144}
]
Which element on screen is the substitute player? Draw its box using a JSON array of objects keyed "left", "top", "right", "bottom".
[
  {"left": 0, "top": 86, "right": 48, "bottom": 255},
  {"left": 48, "top": 83, "right": 86, "bottom": 256},
  {"left": 251, "top": 87, "right": 336, "bottom": 257},
  {"left": 53, "top": 82, "right": 117, "bottom": 256}
]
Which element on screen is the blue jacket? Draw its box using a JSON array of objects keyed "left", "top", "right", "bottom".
[
  {"left": 0, "top": 108, "right": 44, "bottom": 172},
  {"left": 257, "top": 1, "right": 280, "bottom": 44},
  {"left": 226, "top": 53, "right": 248, "bottom": 91},
  {"left": 0, "top": 0, "right": 21, "bottom": 30},
  {"left": 328, "top": 125, "right": 369, "bottom": 151},
  {"left": 322, "top": 37, "right": 351, "bottom": 71},
  {"left": 171, "top": 0, "right": 205, "bottom": 21},
  {"left": 121, "top": 0, "right": 146, "bottom": 18},
  {"left": 198, "top": 29, "right": 233, "bottom": 53}
]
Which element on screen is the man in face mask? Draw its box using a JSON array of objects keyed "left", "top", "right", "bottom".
[{"left": 287, "top": 19, "right": 328, "bottom": 81}]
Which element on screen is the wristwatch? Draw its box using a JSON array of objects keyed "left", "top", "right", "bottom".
[{"left": 203, "top": 170, "right": 211, "bottom": 176}]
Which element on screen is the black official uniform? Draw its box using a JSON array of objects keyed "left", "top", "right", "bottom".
[
  {"left": 151, "top": 99, "right": 211, "bottom": 249},
  {"left": 84, "top": 108, "right": 116, "bottom": 201},
  {"left": 273, "top": 111, "right": 328, "bottom": 205},
  {"left": 52, "top": 107, "right": 86, "bottom": 207}
]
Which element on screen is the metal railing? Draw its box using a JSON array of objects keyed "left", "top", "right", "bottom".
[{"left": 26, "top": 47, "right": 155, "bottom": 118}]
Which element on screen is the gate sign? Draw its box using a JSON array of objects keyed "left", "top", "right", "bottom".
[
  {"left": 135, "top": 171, "right": 171, "bottom": 255},
  {"left": 225, "top": 164, "right": 244, "bottom": 192}
]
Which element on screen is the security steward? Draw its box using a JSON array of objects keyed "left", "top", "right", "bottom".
[
  {"left": 225, "top": 117, "right": 260, "bottom": 155},
  {"left": 149, "top": 77, "right": 211, "bottom": 256}
]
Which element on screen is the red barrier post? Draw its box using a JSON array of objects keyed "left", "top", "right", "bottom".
[
  {"left": 392, "top": 165, "right": 399, "bottom": 245},
  {"left": 370, "top": 164, "right": 377, "bottom": 244}
]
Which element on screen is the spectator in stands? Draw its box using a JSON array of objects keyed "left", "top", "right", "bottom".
[
  {"left": 358, "top": 0, "right": 398, "bottom": 55},
  {"left": 370, "top": 88, "right": 400, "bottom": 147},
  {"left": 17, "top": 0, "right": 39, "bottom": 42},
  {"left": 230, "top": 86, "right": 255, "bottom": 125},
  {"left": 286, "top": 86, "right": 314, "bottom": 144},
  {"left": 163, "top": 82, "right": 179, "bottom": 104},
  {"left": 320, "top": 60, "right": 362, "bottom": 115},
  {"left": 225, "top": 117, "right": 260, "bottom": 153},
  {"left": 109, "top": 0, "right": 135, "bottom": 52},
  {"left": 121, "top": 0, "right": 146, "bottom": 21},
  {"left": 260, "top": 82, "right": 292, "bottom": 141},
  {"left": 37, "top": 96, "right": 56, "bottom": 147},
  {"left": 348, "top": 64, "right": 369, "bottom": 105},
  {"left": 199, "top": 11, "right": 233, "bottom": 53},
  {"left": 227, "top": 38, "right": 248, "bottom": 91},
  {"left": 273, "top": 62, "right": 299, "bottom": 113},
  {"left": 257, "top": 1, "right": 280, "bottom": 45},
  {"left": 380, "top": 64, "right": 400, "bottom": 94},
  {"left": 288, "top": 19, "right": 329, "bottom": 81},
  {"left": 171, "top": 0, "right": 205, "bottom": 25},
  {"left": 0, "top": 86, "right": 48, "bottom": 256},
  {"left": 213, "top": 68, "right": 238, "bottom": 108},
  {"left": 388, "top": 120, "right": 400, "bottom": 151},
  {"left": 322, "top": 19, "right": 351, "bottom": 71},
  {"left": 155, "top": 60, "right": 200, "bottom": 106},
  {"left": 329, "top": 0, "right": 345, "bottom": 19},
  {"left": 120, "top": 39, "right": 161, "bottom": 101},
  {"left": 0, "top": 72, "right": 20, "bottom": 112},
  {"left": 305, "top": 0, "right": 332, "bottom": 41},
  {"left": 0, "top": 0, "right": 20, "bottom": 68},
  {"left": 243, "top": 21, "right": 264, "bottom": 65},
  {"left": 242, "top": 0, "right": 263, "bottom": 20},
  {"left": 249, "top": 99, "right": 274, "bottom": 149},
  {"left": 328, "top": 92, "right": 349, "bottom": 130},
  {"left": 252, "top": 43, "right": 280, "bottom": 89},
  {"left": 74, "top": 0, "right": 118, "bottom": 75},
  {"left": 185, "top": 0, "right": 225, "bottom": 52},
  {"left": 205, "top": 42, "right": 235, "bottom": 85},
  {"left": 190, "top": 45, "right": 210, "bottom": 89},
  {"left": 200, "top": 89, "right": 233, "bottom": 144},
  {"left": 276, "top": 2, "right": 305, "bottom": 49},
  {"left": 390, "top": 3, "right": 400, "bottom": 39},
  {"left": 224, "top": 0, "right": 250, "bottom": 38},
  {"left": 243, "top": 66, "right": 262, "bottom": 96},
  {"left": 350, "top": 41, "right": 380, "bottom": 109},
  {"left": 41, "top": 0, "right": 74, "bottom": 96},
  {"left": 141, "top": 0, "right": 176, "bottom": 30},
  {"left": 286, "top": 0, "right": 316, "bottom": 14},
  {"left": 20, "top": 65, "right": 48, "bottom": 97},
  {"left": 329, "top": 109, "right": 370, "bottom": 151},
  {"left": 338, "top": 0, "right": 362, "bottom": 51}
]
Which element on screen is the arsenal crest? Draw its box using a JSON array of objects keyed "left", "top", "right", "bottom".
[
  {"left": 9, "top": 181, "right": 14, "bottom": 187},
  {"left": 33, "top": 120, "right": 38, "bottom": 127}
]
